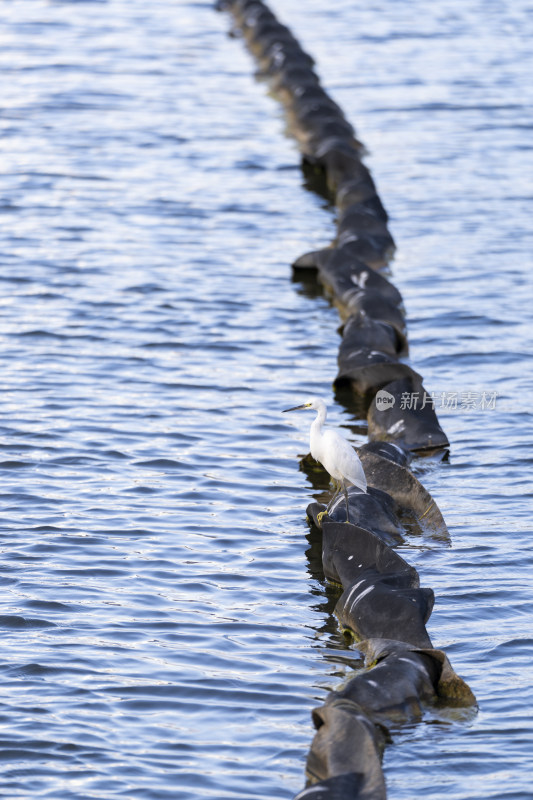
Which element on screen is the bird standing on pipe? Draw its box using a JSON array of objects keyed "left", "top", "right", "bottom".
[{"left": 283, "top": 397, "right": 367, "bottom": 522}]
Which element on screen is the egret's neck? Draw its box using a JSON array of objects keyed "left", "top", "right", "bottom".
[{"left": 310, "top": 403, "right": 326, "bottom": 453}]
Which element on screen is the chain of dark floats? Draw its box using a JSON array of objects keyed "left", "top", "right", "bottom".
[{"left": 216, "top": 2, "right": 477, "bottom": 798}]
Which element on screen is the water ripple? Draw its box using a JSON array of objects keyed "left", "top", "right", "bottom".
[{"left": 0, "top": 0, "right": 531, "bottom": 798}]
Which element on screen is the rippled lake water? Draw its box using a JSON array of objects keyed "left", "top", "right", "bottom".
[{"left": 0, "top": 1, "right": 532, "bottom": 798}]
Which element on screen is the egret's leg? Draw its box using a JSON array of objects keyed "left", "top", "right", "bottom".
[
  {"left": 318, "top": 481, "right": 338, "bottom": 525},
  {"left": 342, "top": 480, "right": 351, "bottom": 523},
  {"left": 326, "top": 479, "right": 341, "bottom": 514}
]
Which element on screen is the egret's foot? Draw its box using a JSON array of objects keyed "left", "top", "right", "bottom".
[{"left": 317, "top": 510, "right": 329, "bottom": 525}]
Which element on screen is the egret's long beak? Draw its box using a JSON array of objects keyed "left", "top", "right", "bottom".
[{"left": 283, "top": 403, "right": 310, "bottom": 413}]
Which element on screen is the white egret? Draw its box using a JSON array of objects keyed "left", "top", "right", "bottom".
[{"left": 283, "top": 397, "right": 367, "bottom": 522}]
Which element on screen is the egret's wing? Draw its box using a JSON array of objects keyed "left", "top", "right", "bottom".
[
  {"left": 345, "top": 459, "right": 367, "bottom": 493},
  {"left": 321, "top": 430, "right": 367, "bottom": 492}
]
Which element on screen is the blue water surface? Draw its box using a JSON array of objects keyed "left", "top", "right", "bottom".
[{"left": 0, "top": 1, "right": 531, "bottom": 798}]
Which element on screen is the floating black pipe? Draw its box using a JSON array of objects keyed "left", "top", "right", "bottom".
[{"left": 216, "top": 2, "right": 476, "bottom": 797}]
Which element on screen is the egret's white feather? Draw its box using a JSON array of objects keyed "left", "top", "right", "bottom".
[{"left": 283, "top": 397, "right": 367, "bottom": 521}]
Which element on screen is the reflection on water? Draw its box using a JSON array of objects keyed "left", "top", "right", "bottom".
[{"left": 0, "top": 0, "right": 531, "bottom": 798}]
